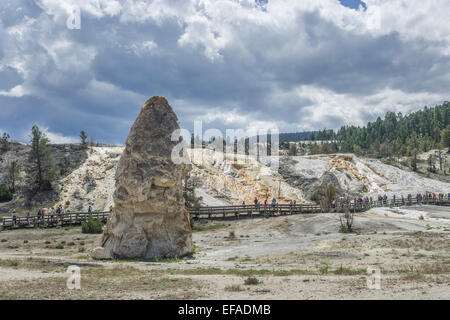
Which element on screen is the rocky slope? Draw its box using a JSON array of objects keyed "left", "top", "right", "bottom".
[{"left": 1, "top": 145, "right": 450, "bottom": 213}]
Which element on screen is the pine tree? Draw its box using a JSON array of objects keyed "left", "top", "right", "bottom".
[
  {"left": 0, "top": 132, "right": 10, "bottom": 153},
  {"left": 441, "top": 126, "right": 450, "bottom": 151},
  {"left": 80, "top": 130, "right": 88, "bottom": 147},
  {"left": 325, "top": 183, "right": 336, "bottom": 204},
  {"left": 7, "top": 160, "right": 21, "bottom": 193},
  {"left": 27, "top": 125, "right": 55, "bottom": 191},
  {"left": 407, "top": 132, "right": 419, "bottom": 171}
]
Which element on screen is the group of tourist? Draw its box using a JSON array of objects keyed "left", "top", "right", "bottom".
[
  {"left": 377, "top": 192, "right": 450, "bottom": 206},
  {"left": 8, "top": 204, "right": 99, "bottom": 226},
  {"left": 238, "top": 191, "right": 450, "bottom": 211},
  {"left": 242, "top": 197, "right": 300, "bottom": 211},
  {"left": 35, "top": 205, "right": 67, "bottom": 225}
]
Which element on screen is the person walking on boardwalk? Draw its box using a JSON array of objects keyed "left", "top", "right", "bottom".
[
  {"left": 11, "top": 209, "right": 17, "bottom": 225},
  {"left": 271, "top": 197, "right": 277, "bottom": 211},
  {"left": 109, "top": 205, "right": 114, "bottom": 213},
  {"left": 254, "top": 197, "right": 259, "bottom": 211},
  {"left": 36, "top": 208, "right": 41, "bottom": 224},
  {"left": 58, "top": 205, "right": 65, "bottom": 222},
  {"left": 88, "top": 205, "right": 93, "bottom": 214},
  {"left": 50, "top": 208, "right": 55, "bottom": 225},
  {"left": 41, "top": 208, "right": 46, "bottom": 225}
]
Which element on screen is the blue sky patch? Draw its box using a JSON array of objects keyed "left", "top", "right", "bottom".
[{"left": 339, "top": 0, "right": 367, "bottom": 11}]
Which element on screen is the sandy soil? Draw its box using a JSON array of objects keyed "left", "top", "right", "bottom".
[{"left": 0, "top": 205, "right": 448, "bottom": 300}]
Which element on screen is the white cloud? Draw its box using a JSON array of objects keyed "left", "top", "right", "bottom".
[
  {"left": 0, "top": 84, "right": 29, "bottom": 97},
  {"left": 21, "top": 126, "right": 79, "bottom": 144},
  {"left": 296, "top": 85, "right": 447, "bottom": 130},
  {"left": 1, "top": 0, "right": 450, "bottom": 144}
]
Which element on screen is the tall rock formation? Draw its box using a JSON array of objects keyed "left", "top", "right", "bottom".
[{"left": 92, "top": 96, "right": 192, "bottom": 259}]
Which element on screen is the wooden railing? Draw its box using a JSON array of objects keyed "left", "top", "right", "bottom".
[
  {"left": 2, "top": 211, "right": 110, "bottom": 229},
  {"left": 188, "top": 202, "right": 371, "bottom": 219},
  {"left": 1, "top": 196, "right": 449, "bottom": 230},
  {"left": 188, "top": 197, "right": 450, "bottom": 219}
]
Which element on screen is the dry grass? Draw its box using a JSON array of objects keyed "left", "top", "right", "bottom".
[{"left": 0, "top": 265, "right": 203, "bottom": 300}]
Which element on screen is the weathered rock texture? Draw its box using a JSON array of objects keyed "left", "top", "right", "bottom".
[{"left": 92, "top": 96, "right": 192, "bottom": 259}]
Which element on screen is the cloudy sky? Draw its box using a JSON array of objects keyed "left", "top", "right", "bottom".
[{"left": 0, "top": 0, "right": 449, "bottom": 144}]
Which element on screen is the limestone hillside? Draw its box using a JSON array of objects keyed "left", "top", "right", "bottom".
[{"left": 1, "top": 145, "right": 450, "bottom": 214}]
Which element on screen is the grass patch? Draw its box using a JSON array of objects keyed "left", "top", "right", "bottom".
[
  {"left": 170, "top": 267, "right": 314, "bottom": 277},
  {"left": 192, "top": 223, "right": 228, "bottom": 233},
  {"left": 333, "top": 265, "right": 367, "bottom": 275},
  {"left": 0, "top": 265, "right": 203, "bottom": 300},
  {"left": 225, "top": 284, "right": 244, "bottom": 292}
]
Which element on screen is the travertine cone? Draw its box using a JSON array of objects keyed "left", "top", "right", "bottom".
[{"left": 92, "top": 96, "right": 192, "bottom": 259}]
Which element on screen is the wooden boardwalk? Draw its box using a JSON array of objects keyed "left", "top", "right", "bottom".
[
  {"left": 1, "top": 197, "right": 449, "bottom": 230},
  {"left": 188, "top": 198, "right": 449, "bottom": 220},
  {"left": 2, "top": 212, "right": 109, "bottom": 230}
]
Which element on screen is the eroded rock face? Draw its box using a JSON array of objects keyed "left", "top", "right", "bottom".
[{"left": 92, "top": 96, "right": 192, "bottom": 259}]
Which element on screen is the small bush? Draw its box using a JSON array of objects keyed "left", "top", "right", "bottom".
[
  {"left": 78, "top": 247, "right": 85, "bottom": 253},
  {"left": 232, "top": 163, "right": 245, "bottom": 170},
  {"left": 319, "top": 264, "right": 329, "bottom": 275},
  {"left": 41, "top": 180, "right": 53, "bottom": 191},
  {"left": 55, "top": 244, "right": 64, "bottom": 249},
  {"left": 81, "top": 215, "right": 103, "bottom": 234},
  {"left": 244, "top": 277, "right": 260, "bottom": 285},
  {"left": 65, "top": 200, "right": 70, "bottom": 207},
  {"left": 1, "top": 239, "right": 7, "bottom": 242},
  {"left": 339, "top": 227, "right": 352, "bottom": 233}
]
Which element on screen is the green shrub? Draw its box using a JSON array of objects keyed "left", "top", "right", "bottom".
[
  {"left": 339, "top": 227, "right": 353, "bottom": 233},
  {"left": 244, "top": 277, "right": 260, "bottom": 285},
  {"left": 0, "top": 184, "right": 12, "bottom": 202},
  {"left": 81, "top": 215, "right": 103, "bottom": 234},
  {"left": 319, "top": 264, "right": 329, "bottom": 274}
]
